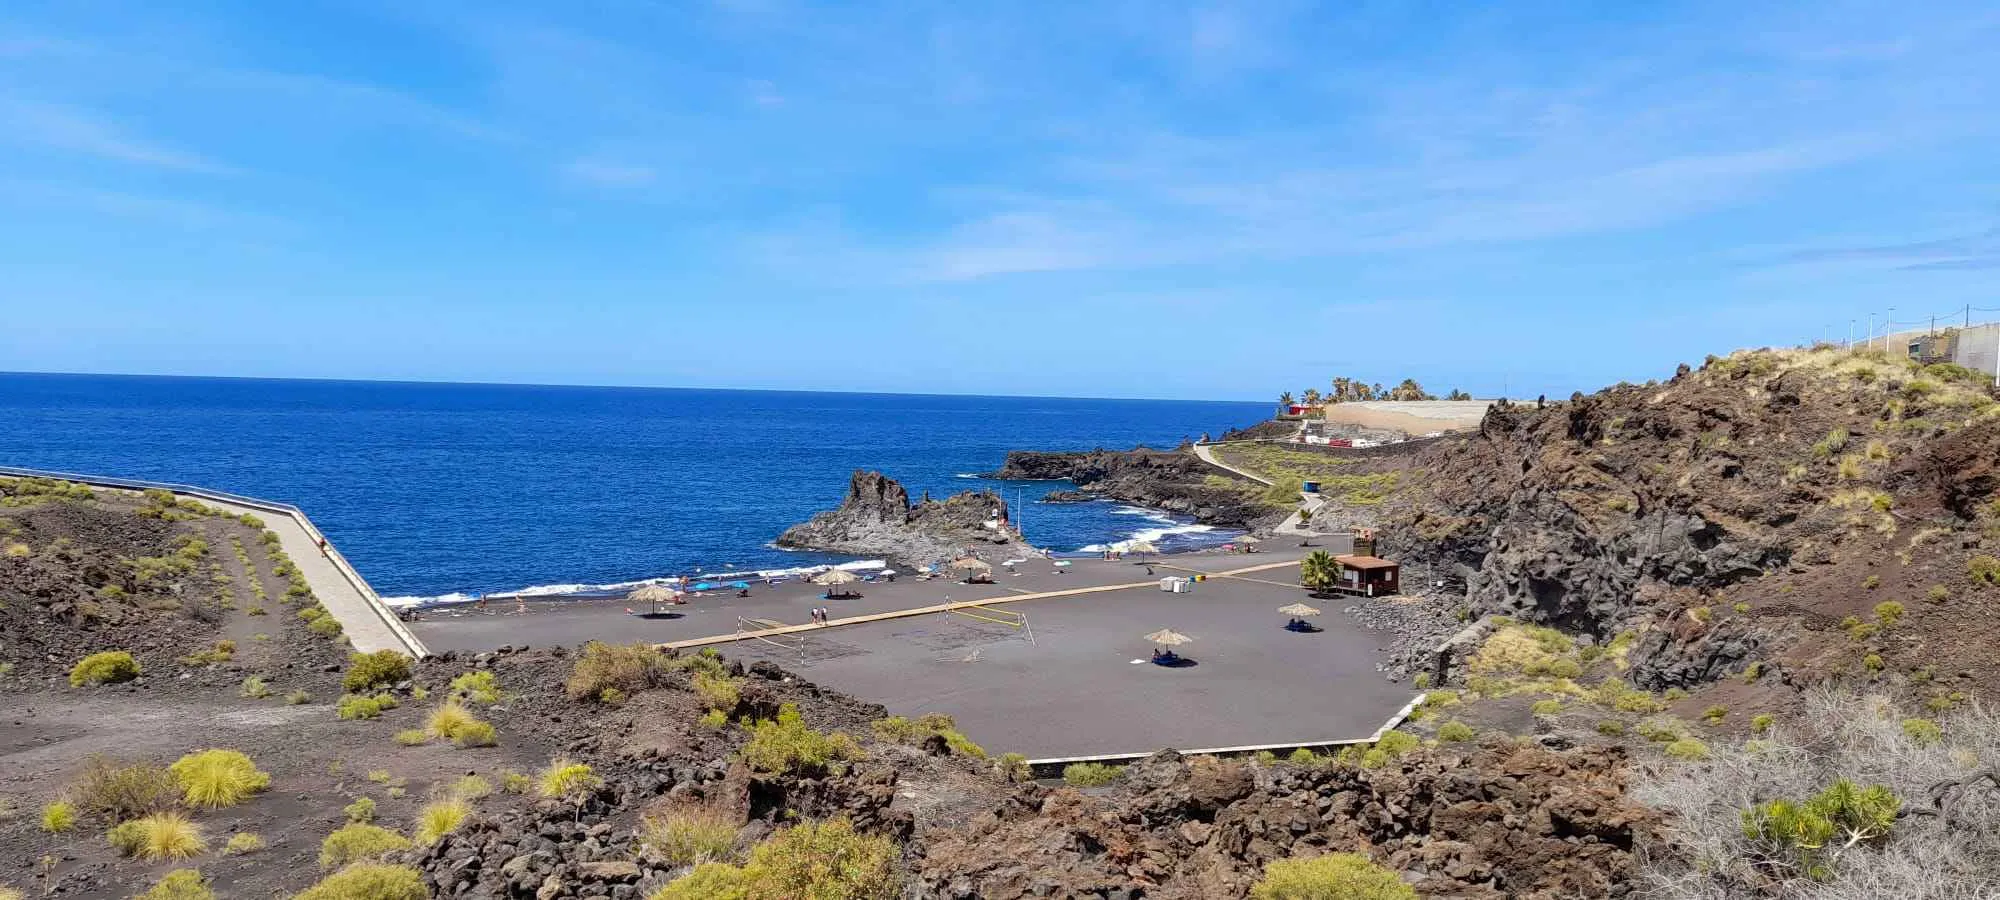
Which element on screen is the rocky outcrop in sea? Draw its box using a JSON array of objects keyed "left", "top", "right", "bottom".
[
  {"left": 775, "top": 470, "right": 1014, "bottom": 566},
  {"left": 986, "top": 447, "right": 1276, "bottom": 528}
]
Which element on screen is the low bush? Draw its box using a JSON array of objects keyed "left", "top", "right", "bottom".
[
  {"left": 1901, "top": 717, "right": 1943, "bottom": 746},
  {"left": 1062, "top": 762, "right": 1121, "bottom": 786},
  {"left": 426, "top": 702, "right": 485, "bottom": 742},
  {"left": 739, "top": 704, "right": 863, "bottom": 775},
  {"left": 1874, "top": 600, "right": 1905, "bottom": 625},
  {"left": 1970, "top": 555, "right": 2000, "bottom": 585},
  {"left": 134, "top": 869, "right": 214, "bottom": 900},
  {"left": 692, "top": 671, "right": 741, "bottom": 712},
  {"left": 1435, "top": 720, "right": 1476, "bottom": 742},
  {"left": 565, "top": 641, "right": 670, "bottom": 702},
  {"left": 239, "top": 676, "right": 272, "bottom": 699},
  {"left": 338, "top": 695, "right": 384, "bottom": 720},
  {"left": 1664, "top": 738, "right": 1711, "bottom": 761},
  {"left": 1928, "top": 584, "right": 1951, "bottom": 603},
  {"left": 1250, "top": 852, "right": 1416, "bottom": 900},
  {"left": 448, "top": 670, "right": 502, "bottom": 704},
  {"left": 639, "top": 806, "right": 740, "bottom": 866},
  {"left": 1751, "top": 714, "right": 1775, "bottom": 734},
  {"left": 1531, "top": 699, "right": 1563, "bottom": 716},
  {"left": 343, "top": 651, "right": 411, "bottom": 693},
  {"left": 319, "top": 823, "right": 412, "bottom": 869},
  {"left": 178, "top": 640, "right": 235, "bottom": 666},
  {"left": 996, "top": 752, "right": 1031, "bottom": 782},
  {"left": 71, "top": 757, "right": 179, "bottom": 823},
  {"left": 1287, "top": 748, "right": 1318, "bottom": 765},
  {"left": 500, "top": 771, "right": 533, "bottom": 794},
  {"left": 1739, "top": 780, "right": 1899, "bottom": 881},
  {"left": 285, "top": 689, "right": 312, "bottom": 705},
  {"left": 69, "top": 651, "right": 140, "bottom": 687},
  {"left": 871, "top": 713, "right": 987, "bottom": 758},
  {"left": 649, "top": 817, "right": 893, "bottom": 900},
  {"left": 449, "top": 775, "right": 492, "bottom": 801},
  {"left": 223, "top": 832, "right": 265, "bottom": 854},
  {"left": 294, "top": 863, "right": 427, "bottom": 900},
  {"left": 1701, "top": 706, "right": 1728, "bottom": 725},
  {"left": 169, "top": 749, "right": 271, "bottom": 808},
  {"left": 307, "top": 615, "right": 344, "bottom": 637},
  {"left": 413, "top": 798, "right": 470, "bottom": 844},
  {"left": 1596, "top": 720, "right": 1627, "bottom": 736},
  {"left": 537, "top": 758, "right": 601, "bottom": 801},
  {"left": 453, "top": 720, "right": 496, "bottom": 747},
  {"left": 698, "top": 709, "right": 728, "bottom": 730},
  {"left": 1739, "top": 662, "right": 1764, "bottom": 684},
  {"left": 1358, "top": 730, "right": 1422, "bottom": 769},
  {"left": 393, "top": 728, "right": 429, "bottom": 746},
  {"left": 107, "top": 812, "right": 207, "bottom": 861},
  {"left": 343, "top": 797, "right": 376, "bottom": 823},
  {"left": 41, "top": 799, "right": 77, "bottom": 833}
]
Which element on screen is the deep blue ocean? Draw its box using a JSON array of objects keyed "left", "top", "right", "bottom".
[{"left": 0, "top": 373, "right": 1271, "bottom": 601}]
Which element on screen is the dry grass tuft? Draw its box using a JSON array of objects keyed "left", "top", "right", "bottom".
[
  {"left": 319, "top": 822, "right": 412, "bottom": 869},
  {"left": 107, "top": 812, "right": 207, "bottom": 861},
  {"left": 413, "top": 798, "right": 470, "bottom": 844},
  {"left": 294, "top": 863, "right": 427, "bottom": 900},
  {"left": 169, "top": 749, "right": 271, "bottom": 809}
]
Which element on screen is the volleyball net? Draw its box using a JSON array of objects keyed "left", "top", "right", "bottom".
[
  {"left": 944, "top": 604, "right": 1035, "bottom": 644},
  {"left": 736, "top": 616, "right": 807, "bottom": 662}
]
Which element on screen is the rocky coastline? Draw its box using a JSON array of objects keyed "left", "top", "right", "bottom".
[
  {"left": 774, "top": 469, "right": 1014, "bottom": 566},
  {"left": 985, "top": 446, "right": 1278, "bottom": 529}
]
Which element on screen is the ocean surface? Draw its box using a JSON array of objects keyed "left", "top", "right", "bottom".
[{"left": 0, "top": 373, "right": 1271, "bottom": 602}]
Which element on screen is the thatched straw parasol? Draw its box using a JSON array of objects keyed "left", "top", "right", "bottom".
[
  {"left": 1126, "top": 540, "right": 1159, "bottom": 556},
  {"left": 950, "top": 557, "right": 992, "bottom": 572},
  {"left": 628, "top": 584, "right": 681, "bottom": 614},
  {"left": 1144, "top": 628, "right": 1192, "bottom": 647},
  {"left": 1277, "top": 602, "right": 1321, "bottom": 617},
  {"left": 812, "top": 569, "right": 860, "bottom": 586}
]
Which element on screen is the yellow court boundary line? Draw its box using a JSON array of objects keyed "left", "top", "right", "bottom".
[{"left": 660, "top": 559, "right": 1301, "bottom": 651}]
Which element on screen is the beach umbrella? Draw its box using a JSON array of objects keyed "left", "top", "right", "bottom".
[
  {"left": 1127, "top": 540, "right": 1159, "bottom": 558},
  {"left": 692, "top": 582, "right": 716, "bottom": 591},
  {"left": 880, "top": 569, "right": 898, "bottom": 577},
  {"left": 1144, "top": 628, "right": 1192, "bottom": 647},
  {"left": 950, "top": 557, "right": 992, "bottom": 572},
  {"left": 1278, "top": 602, "right": 1321, "bottom": 617},
  {"left": 813, "top": 569, "right": 860, "bottom": 586},
  {"left": 730, "top": 581, "right": 751, "bottom": 589},
  {"left": 628, "top": 584, "right": 680, "bottom": 614}
]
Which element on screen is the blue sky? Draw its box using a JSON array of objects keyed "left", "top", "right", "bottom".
[{"left": 3, "top": 0, "right": 1998, "bottom": 401}]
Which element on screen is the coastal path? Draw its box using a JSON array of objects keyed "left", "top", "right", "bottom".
[
  {"left": 657, "top": 559, "right": 1303, "bottom": 652},
  {"left": 0, "top": 465, "right": 426, "bottom": 657},
  {"left": 1189, "top": 442, "right": 1327, "bottom": 536}
]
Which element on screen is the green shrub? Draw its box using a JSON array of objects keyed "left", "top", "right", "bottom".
[
  {"left": 693, "top": 671, "right": 741, "bottom": 711},
  {"left": 501, "top": 771, "right": 533, "bottom": 794},
  {"left": 223, "top": 832, "right": 265, "bottom": 854},
  {"left": 169, "top": 749, "right": 271, "bottom": 808},
  {"left": 1596, "top": 720, "right": 1626, "bottom": 736},
  {"left": 1739, "top": 780, "right": 1898, "bottom": 880},
  {"left": 1062, "top": 762, "right": 1122, "bottom": 786},
  {"left": 1901, "top": 718, "right": 1943, "bottom": 746},
  {"left": 452, "top": 720, "right": 496, "bottom": 748},
  {"left": 996, "top": 752, "right": 1031, "bottom": 782},
  {"left": 69, "top": 651, "right": 140, "bottom": 687},
  {"left": 1862, "top": 574, "right": 1881, "bottom": 590},
  {"left": 343, "top": 797, "right": 376, "bottom": 823},
  {"left": 447, "top": 775, "right": 492, "bottom": 801},
  {"left": 698, "top": 709, "right": 729, "bottom": 730},
  {"left": 1701, "top": 706, "right": 1728, "bottom": 725},
  {"left": 413, "top": 798, "right": 469, "bottom": 844},
  {"left": 1287, "top": 748, "right": 1318, "bottom": 765},
  {"left": 319, "top": 823, "right": 411, "bottom": 869},
  {"left": 739, "top": 704, "right": 863, "bottom": 775},
  {"left": 1927, "top": 585, "right": 1951, "bottom": 603},
  {"left": 639, "top": 806, "right": 740, "bottom": 866},
  {"left": 1751, "top": 714, "right": 1775, "bottom": 734},
  {"left": 134, "top": 868, "right": 214, "bottom": 900},
  {"left": 565, "top": 641, "right": 670, "bottom": 702},
  {"left": 240, "top": 676, "right": 272, "bottom": 699},
  {"left": 294, "top": 863, "right": 427, "bottom": 900},
  {"left": 1733, "top": 601, "right": 1751, "bottom": 613},
  {"left": 1250, "top": 852, "right": 1416, "bottom": 900},
  {"left": 1811, "top": 428, "right": 1849, "bottom": 458},
  {"left": 41, "top": 799, "right": 77, "bottom": 833},
  {"left": 1740, "top": 662, "right": 1764, "bottom": 684},
  {"left": 71, "top": 757, "right": 179, "bottom": 822},
  {"left": 1435, "top": 721, "right": 1476, "bottom": 742},
  {"left": 1863, "top": 653, "right": 1885, "bottom": 673},
  {"left": 1664, "top": 687, "right": 1689, "bottom": 701},
  {"left": 448, "top": 670, "right": 502, "bottom": 704},
  {"left": 1613, "top": 690, "right": 1665, "bottom": 714},
  {"left": 308, "top": 615, "right": 343, "bottom": 637},
  {"left": 1970, "top": 555, "right": 2000, "bottom": 585},
  {"left": 337, "top": 694, "right": 387, "bottom": 720},
  {"left": 393, "top": 729, "right": 429, "bottom": 746},
  {"left": 108, "top": 812, "right": 207, "bottom": 860},
  {"left": 871, "top": 713, "right": 986, "bottom": 758},
  {"left": 343, "top": 651, "right": 411, "bottom": 693},
  {"left": 286, "top": 689, "right": 312, "bottom": 705},
  {"left": 1873, "top": 600, "right": 1905, "bottom": 625},
  {"left": 648, "top": 862, "right": 752, "bottom": 900},
  {"left": 1531, "top": 699, "right": 1563, "bottom": 716},
  {"left": 537, "top": 758, "right": 601, "bottom": 801},
  {"left": 1664, "top": 738, "right": 1711, "bottom": 761}
]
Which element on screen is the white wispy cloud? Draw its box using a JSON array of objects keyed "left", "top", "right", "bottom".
[{"left": 0, "top": 99, "right": 234, "bottom": 173}]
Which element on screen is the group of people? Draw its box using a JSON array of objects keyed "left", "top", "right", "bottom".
[
  {"left": 1150, "top": 647, "right": 1184, "bottom": 665},
  {"left": 809, "top": 606, "right": 832, "bottom": 624},
  {"left": 1284, "top": 617, "right": 1318, "bottom": 632}
]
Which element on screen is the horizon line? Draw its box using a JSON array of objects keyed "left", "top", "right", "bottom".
[{"left": 0, "top": 368, "right": 1278, "bottom": 407}]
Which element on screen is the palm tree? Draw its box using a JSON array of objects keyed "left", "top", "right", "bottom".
[
  {"left": 1301, "top": 388, "right": 1322, "bottom": 406},
  {"left": 1330, "top": 377, "right": 1352, "bottom": 403},
  {"left": 1279, "top": 391, "right": 1295, "bottom": 407},
  {"left": 1299, "top": 550, "right": 1344, "bottom": 594}
]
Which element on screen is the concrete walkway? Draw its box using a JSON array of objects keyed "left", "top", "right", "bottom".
[
  {"left": 201, "top": 498, "right": 426, "bottom": 657},
  {"left": 661, "top": 559, "right": 1303, "bottom": 651},
  {"left": 1190, "top": 443, "right": 1325, "bottom": 535}
]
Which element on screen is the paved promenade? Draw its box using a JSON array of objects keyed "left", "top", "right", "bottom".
[{"left": 202, "top": 497, "right": 425, "bottom": 656}]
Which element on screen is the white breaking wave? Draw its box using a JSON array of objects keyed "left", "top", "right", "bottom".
[{"left": 381, "top": 558, "right": 889, "bottom": 608}]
